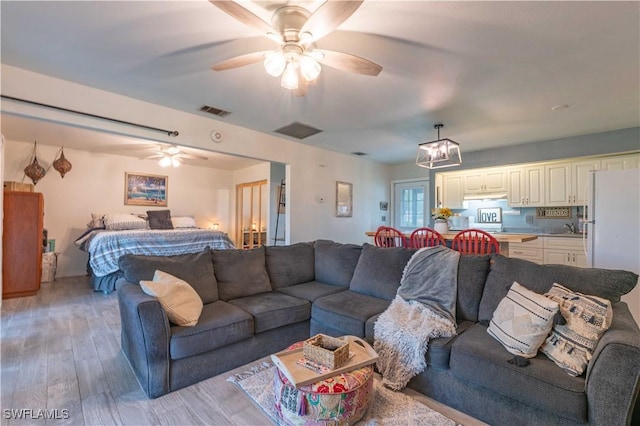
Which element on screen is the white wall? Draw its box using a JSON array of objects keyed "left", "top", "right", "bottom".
[
  {"left": 1, "top": 65, "right": 391, "bottom": 257},
  {"left": 3, "top": 140, "right": 234, "bottom": 277}
]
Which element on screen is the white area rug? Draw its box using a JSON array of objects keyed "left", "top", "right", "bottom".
[{"left": 227, "top": 362, "right": 458, "bottom": 425}]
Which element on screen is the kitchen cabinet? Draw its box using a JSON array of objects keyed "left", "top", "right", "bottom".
[
  {"left": 3, "top": 191, "right": 44, "bottom": 299},
  {"left": 434, "top": 173, "right": 444, "bottom": 207},
  {"left": 441, "top": 173, "right": 464, "bottom": 209},
  {"left": 600, "top": 153, "right": 640, "bottom": 170},
  {"left": 543, "top": 237, "right": 587, "bottom": 267},
  {"left": 545, "top": 159, "right": 600, "bottom": 206},
  {"left": 508, "top": 238, "right": 544, "bottom": 264},
  {"left": 507, "top": 165, "right": 545, "bottom": 207},
  {"left": 462, "top": 168, "right": 507, "bottom": 194}
]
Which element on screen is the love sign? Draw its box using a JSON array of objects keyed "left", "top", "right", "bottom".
[{"left": 477, "top": 207, "right": 502, "bottom": 223}]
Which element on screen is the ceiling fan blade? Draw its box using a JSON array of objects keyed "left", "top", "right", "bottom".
[
  {"left": 300, "top": 0, "right": 363, "bottom": 43},
  {"left": 141, "top": 154, "right": 164, "bottom": 160},
  {"left": 178, "top": 153, "right": 209, "bottom": 161},
  {"left": 315, "top": 49, "right": 382, "bottom": 76},
  {"left": 209, "top": 0, "right": 282, "bottom": 42},
  {"left": 212, "top": 51, "right": 271, "bottom": 71}
]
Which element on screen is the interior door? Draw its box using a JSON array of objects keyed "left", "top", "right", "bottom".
[
  {"left": 393, "top": 180, "right": 430, "bottom": 232},
  {"left": 236, "top": 180, "right": 267, "bottom": 249}
]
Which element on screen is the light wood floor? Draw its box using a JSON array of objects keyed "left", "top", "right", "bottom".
[{"left": 1, "top": 276, "right": 485, "bottom": 426}]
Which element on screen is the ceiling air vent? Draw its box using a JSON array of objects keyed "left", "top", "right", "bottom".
[
  {"left": 274, "top": 122, "right": 323, "bottom": 140},
  {"left": 200, "top": 105, "right": 231, "bottom": 117},
  {"left": 351, "top": 152, "right": 368, "bottom": 156}
]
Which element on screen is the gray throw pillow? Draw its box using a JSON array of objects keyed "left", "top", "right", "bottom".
[
  {"left": 456, "top": 255, "right": 491, "bottom": 322},
  {"left": 118, "top": 247, "right": 218, "bottom": 304},
  {"left": 212, "top": 246, "right": 272, "bottom": 301},
  {"left": 265, "top": 242, "right": 315, "bottom": 289},
  {"left": 147, "top": 209, "right": 173, "bottom": 229},
  {"left": 478, "top": 254, "right": 638, "bottom": 323},
  {"left": 349, "top": 243, "right": 415, "bottom": 300},
  {"left": 314, "top": 240, "right": 362, "bottom": 287}
]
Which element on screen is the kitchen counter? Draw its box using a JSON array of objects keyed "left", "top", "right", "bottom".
[{"left": 365, "top": 231, "right": 538, "bottom": 243}]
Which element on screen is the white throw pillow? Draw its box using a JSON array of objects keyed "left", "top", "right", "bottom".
[
  {"left": 103, "top": 213, "right": 148, "bottom": 230},
  {"left": 171, "top": 216, "right": 197, "bottom": 228},
  {"left": 140, "top": 270, "right": 203, "bottom": 327},
  {"left": 487, "top": 281, "right": 559, "bottom": 358}
]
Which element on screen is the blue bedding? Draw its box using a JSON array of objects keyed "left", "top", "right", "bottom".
[{"left": 75, "top": 228, "right": 235, "bottom": 278}]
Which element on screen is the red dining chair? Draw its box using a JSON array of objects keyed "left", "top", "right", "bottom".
[
  {"left": 451, "top": 229, "right": 500, "bottom": 254},
  {"left": 409, "top": 227, "right": 446, "bottom": 249},
  {"left": 374, "top": 226, "right": 408, "bottom": 248}
]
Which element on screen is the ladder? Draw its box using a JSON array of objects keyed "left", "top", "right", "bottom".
[{"left": 273, "top": 178, "right": 286, "bottom": 245}]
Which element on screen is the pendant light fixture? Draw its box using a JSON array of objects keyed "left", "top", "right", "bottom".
[
  {"left": 416, "top": 124, "right": 462, "bottom": 169},
  {"left": 24, "top": 141, "right": 47, "bottom": 185}
]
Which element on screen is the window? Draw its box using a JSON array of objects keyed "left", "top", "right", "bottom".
[{"left": 393, "top": 180, "right": 430, "bottom": 231}]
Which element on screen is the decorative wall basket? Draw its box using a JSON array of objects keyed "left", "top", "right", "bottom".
[
  {"left": 24, "top": 141, "right": 47, "bottom": 185},
  {"left": 53, "top": 148, "right": 72, "bottom": 178}
]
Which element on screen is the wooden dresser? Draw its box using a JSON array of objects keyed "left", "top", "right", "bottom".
[{"left": 2, "top": 191, "right": 44, "bottom": 299}]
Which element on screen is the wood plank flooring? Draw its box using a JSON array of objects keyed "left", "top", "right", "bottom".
[{"left": 1, "top": 276, "right": 485, "bottom": 425}]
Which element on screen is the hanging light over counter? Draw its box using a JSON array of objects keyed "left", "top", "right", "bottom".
[{"left": 416, "top": 124, "right": 462, "bottom": 169}]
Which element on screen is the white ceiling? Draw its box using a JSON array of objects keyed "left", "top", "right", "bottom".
[{"left": 1, "top": 1, "right": 638, "bottom": 166}]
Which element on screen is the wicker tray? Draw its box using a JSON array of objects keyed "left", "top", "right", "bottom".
[{"left": 271, "top": 335, "right": 378, "bottom": 387}]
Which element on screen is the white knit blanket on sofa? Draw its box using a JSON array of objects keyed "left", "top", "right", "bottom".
[{"left": 374, "top": 246, "right": 460, "bottom": 390}]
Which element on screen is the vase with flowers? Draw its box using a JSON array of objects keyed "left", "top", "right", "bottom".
[{"left": 432, "top": 207, "right": 453, "bottom": 234}]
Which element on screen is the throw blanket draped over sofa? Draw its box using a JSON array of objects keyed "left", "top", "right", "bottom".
[
  {"left": 375, "top": 246, "right": 459, "bottom": 389},
  {"left": 116, "top": 240, "right": 640, "bottom": 426}
]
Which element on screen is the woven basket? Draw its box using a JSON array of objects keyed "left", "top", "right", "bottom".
[{"left": 303, "top": 334, "right": 349, "bottom": 369}]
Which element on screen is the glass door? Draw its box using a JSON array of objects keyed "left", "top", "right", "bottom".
[
  {"left": 393, "top": 180, "right": 430, "bottom": 232},
  {"left": 236, "top": 179, "right": 267, "bottom": 249}
]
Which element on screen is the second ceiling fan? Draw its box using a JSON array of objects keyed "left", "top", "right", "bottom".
[{"left": 209, "top": 0, "right": 382, "bottom": 95}]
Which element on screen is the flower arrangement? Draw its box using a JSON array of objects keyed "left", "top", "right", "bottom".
[{"left": 431, "top": 207, "right": 453, "bottom": 221}]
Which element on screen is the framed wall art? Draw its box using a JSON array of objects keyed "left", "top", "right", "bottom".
[
  {"left": 124, "top": 172, "right": 168, "bottom": 206},
  {"left": 336, "top": 181, "right": 353, "bottom": 217}
]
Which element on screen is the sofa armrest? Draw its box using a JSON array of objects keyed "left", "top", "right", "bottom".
[
  {"left": 586, "top": 302, "right": 640, "bottom": 426},
  {"left": 117, "top": 282, "right": 171, "bottom": 398}
]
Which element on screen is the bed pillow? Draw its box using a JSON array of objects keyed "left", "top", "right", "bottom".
[
  {"left": 540, "top": 283, "right": 613, "bottom": 376},
  {"left": 147, "top": 210, "right": 174, "bottom": 230},
  {"left": 172, "top": 216, "right": 197, "bottom": 228},
  {"left": 487, "top": 281, "right": 559, "bottom": 358},
  {"left": 211, "top": 246, "right": 272, "bottom": 301},
  {"left": 87, "top": 213, "right": 106, "bottom": 228},
  {"left": 103, "top": 213, "right": 148, "bottom": 231},
  {"left": 140, "top": 270, "right": 203, "bottom": 326}
]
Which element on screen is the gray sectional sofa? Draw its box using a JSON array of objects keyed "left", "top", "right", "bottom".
[{"left": 116, "top": 240, "right": 640, "bottom": 425}]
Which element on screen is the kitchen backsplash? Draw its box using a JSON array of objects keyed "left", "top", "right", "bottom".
[{"left": 449, "top": 199, "right": 581, "bottom": 233}]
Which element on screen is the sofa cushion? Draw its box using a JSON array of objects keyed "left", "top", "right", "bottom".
[
  {"left": 478, "top": 254, "right": 638, "bottom": 322},
  {"left": 140, "top": 270, "right": 203, "bottom": 327},
  {"left": 349, "top": 243, "right": 415, "bottom": 300},
  {"left": 314, "top": 240, "right": 362, "bottom": 287},
  {"left": 276, "top": 281, "right": 347, "bottom": 302},
  {"left": 118, "top": 247, "right": 218, "bottom": 304},
  {"left": 312, "top": 290, "right": 390, "bottom": 337},
  {"left": 540, "top": 283, "right": 613, "bottom": 376},
  {"left": 265, "top": 242, "right": 315, "bottom": 289},
  {"left": 169, "top": 301, "right": 253, "bottom": 360},
  {"left": 487, "top": 281, "right": 559, "bottom": 358},
  {"left": 228, "top": 292, "right": 310, "bottom": 333},
  {"left": 212, "top": 246, "right": 272, "bottom": 301},
  {"left": 450, "top": 322, "right": 587, "bottom": 423},
  {"left": 456, "top": 255, "right": 491, "bottom": 322}
]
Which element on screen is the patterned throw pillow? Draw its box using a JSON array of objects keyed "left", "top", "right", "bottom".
[
  {"left": 140, "top": 270, "right": 203, "bottom": 326},
  {"left": 103, "top": 213, "right": 148, "bottom": 230},
  {"left": 540, "top": 283, "right": 613, "bottom": 376},
  {"left": 487, "top": 281, "right": 559, "bottom": 358}
]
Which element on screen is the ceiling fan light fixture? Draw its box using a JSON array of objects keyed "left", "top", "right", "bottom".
[
  {"left": 159, "top": 155, "right": 172, "bottom": 167},
  {"left": 171, "top": 157, "right": 181, "bottom": 168},
  {"left": 299, "top": 54, "right": 321, "bottom": 81},
  {"left": 416, "top": 124, "right": 463, "bottom": 169},
  {"left": 281, "top": 62, "right": 299, "bottom": 90},
  {"left": 264, "top": 51, "right": 286, "bottom": 77}
]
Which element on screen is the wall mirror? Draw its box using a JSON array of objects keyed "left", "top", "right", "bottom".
[{"left": 336, "top": 181, "right": 353, "bottom": 217}]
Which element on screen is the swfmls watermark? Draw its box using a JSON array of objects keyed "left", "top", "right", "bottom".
[{"left": 3, "top": 408, "right": 70, "bottom": 420}]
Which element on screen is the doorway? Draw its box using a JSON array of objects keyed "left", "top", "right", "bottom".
[
  {"left": 392, "top": 179, "right": 430, "bottom": 232},
  {"left": 236, "top": 179, "right": 268, "bottom": 249}
]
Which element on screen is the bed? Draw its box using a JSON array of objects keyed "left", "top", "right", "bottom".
[{"left": 75, "top": 227, "right": 235, "bottom": 293}]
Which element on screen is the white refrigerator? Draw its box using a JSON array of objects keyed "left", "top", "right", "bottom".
[{"left": 585, "top": 168, "right": 640, "bottom": 324}]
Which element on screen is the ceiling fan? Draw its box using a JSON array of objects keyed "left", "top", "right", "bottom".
[
  {"left": 142, "top": 146, "right": 208, "bottom": 168},
  {"left": 209, "top": 0, "right": 382, "bottom": 95}
]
